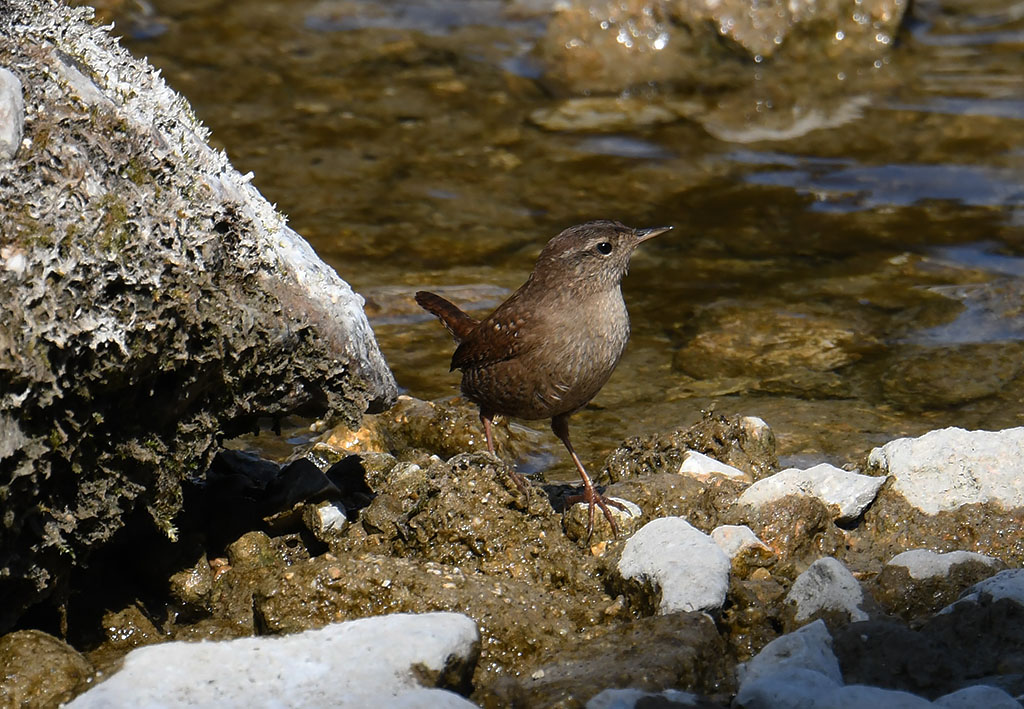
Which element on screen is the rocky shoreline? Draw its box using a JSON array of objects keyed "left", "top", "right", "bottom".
[{"left": 4, "top": 399, "right": 1024, "bottom": 707}]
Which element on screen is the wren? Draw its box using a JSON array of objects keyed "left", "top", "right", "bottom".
[{"left": 416, "top": 219, "right": 673, "bottom": 537}]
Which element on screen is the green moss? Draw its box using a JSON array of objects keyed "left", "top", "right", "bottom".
[{"left": 96, "top": 192, "right": 130, "bottom": 251}]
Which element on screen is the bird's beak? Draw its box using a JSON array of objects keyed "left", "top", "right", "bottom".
[{"left": 636, "top": 225, "right": 674, "bottom": 243}]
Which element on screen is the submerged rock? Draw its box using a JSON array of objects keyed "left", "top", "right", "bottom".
[
  {"left": 68, "top": 613, "right": 479, "bottom": 708},
  {"left": 0, "top": 0, "right": 396, "bottom": 629}
]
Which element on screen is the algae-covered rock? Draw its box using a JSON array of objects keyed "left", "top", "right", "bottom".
[
  {"left": 0, "top": 629, "right": 94, "bottom": 707},
  {"left": 0, "top": 0, "right": 396, "bottom": 631}
]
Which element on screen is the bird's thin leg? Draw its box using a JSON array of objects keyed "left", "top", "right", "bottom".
[
  {"left": 481, "top": 410, "right": 528, "bottom": 494},
  {"left": 552, "top": 414, "right": 625, "bottom": 539}
]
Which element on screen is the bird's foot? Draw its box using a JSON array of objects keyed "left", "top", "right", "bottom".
[{"left": 566, "top": 486, "right": 624, "bottom": 540}]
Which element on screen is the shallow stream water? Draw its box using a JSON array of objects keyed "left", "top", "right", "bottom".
[{"left": 100, "top": 0, "right": 1024, "bottom": 480}]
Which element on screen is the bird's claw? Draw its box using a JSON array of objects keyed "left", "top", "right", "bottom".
[{"left": 566, "top": 486, "right": 622, "bottom": 540}]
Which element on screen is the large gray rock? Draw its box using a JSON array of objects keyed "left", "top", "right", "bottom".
[
  {"left": 67, "top": 612, "right": 479, "bottom": 708},
  {"left": 0, "top": 0, "right": 396, "bottom": 630},
  {"left": 867, "top": 427, "right": 1024, "bottom": 514}
]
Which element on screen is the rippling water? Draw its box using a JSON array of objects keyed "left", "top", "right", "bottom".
[{"left": 103, "top": 0, "right": 1024, "bottom": 478}]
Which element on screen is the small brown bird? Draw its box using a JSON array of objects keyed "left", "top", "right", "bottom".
[{"left": 416, "top": 219, "right": 672, "bottom": 536}]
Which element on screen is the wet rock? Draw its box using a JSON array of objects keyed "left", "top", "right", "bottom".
[
  {"left": 736, "top": 463, "right": 886, "bottom": 523},
  {"left": 614, "top": 517, "right": 730, "bottom": 615},
  {"left": 100, "top": 604, "right": 165, "bottom": 654},
  {"left": 604, "top": 471, "right": 744, "bottom": 533},
  {"left": 679, "top": 451, "right": 752, "bottom": 483},
  {"left": 480, "top": 612, "right": 730, "bottom": 707},
  {"left": 853, "top": 492, "right": 1024, "bottom": 570},
  {"left": 721, "top": 574, "right": 788, "bottom": 662},
  {"left": 0, "top": 66, "right": 24, "bottom": 159},
  {"left": 537, "top": 0, "right": 692, "bottom": 94},
  {"left": 783, "top": 557, "right": 870, "bottom": 631},
  {"left": 0, "top": 0, "right": 396, "bottom": 631},
  {"left": 729, "top": 492, "right": 848, "bottom": 568},
  {"left": 605, "top": 412, "right": 777, "bottom": 483},
  {"left": 867, "top": 427, "right": 1024, "bottom": 514},
  {"left": 350, "top": 453, "right": 599, "bottom": 590},
  {"left": 0, "top": 629, "right": 94, "bottom": 707},
  {"left": 67, "top": 613, "right": 479, "bottom": 708},
  {"left": 315, "top": 395, "right": 543, "bottom": 462},
  {"left": 943, "top": 568, "right": 1024, "bottom": 612},
  {"left": 252, "top": 552, "right": 607, "bottom": 689},
  {"left": 168, "top": 554, "right": 214, "bottom": 611},
  {"left": 537, "top": 0, "right": 907, "bottom": 93},
  {"left": 711, "top": 525, "right": 774, "bottom": 576},
  {"left": 563, "top": 496, "right": 643, "bottom": 542},
  {"left": 873, "top": 549, "right": 1005, "bottom": 621}
]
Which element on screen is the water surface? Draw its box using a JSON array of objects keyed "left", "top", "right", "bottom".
[{"left": 102, "top": 0, "right": 1024, "bottom": 478}]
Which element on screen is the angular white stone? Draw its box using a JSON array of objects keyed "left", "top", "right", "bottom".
[
  {"left": 867, "top": 427, "right": 1024, "bottom": 514},
  {"left": 617, "top": 517, "right": 730, "bottom": 614},
  {"left": 786, "top": 557, "right": 868, "bottom": 623},
  {"left": 737, "top": 463, "right": 885, "bottom": 522},
  {"left": 68, "top": 612, "right": 480, "bottom": 708},
  {"left": 710, "top": 525, "right": 770, "bottom": 559},
  {"left": 887, "top": 549, "right": 1000, "bottom": 580},
  {"left": 678, "top": 450, "right": 750, "bottom": 482}
]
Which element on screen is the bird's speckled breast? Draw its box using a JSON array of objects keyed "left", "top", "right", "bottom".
[{"left": 461, "top": 287, "right": 630, "bottom": 419}]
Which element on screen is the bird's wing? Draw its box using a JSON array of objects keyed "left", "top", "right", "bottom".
[
  {"left": 450, "top": 302, "right": 538, "bottom": 372},
  {"left": 415, "top": 291, "right": 479, "bottom": 342}
]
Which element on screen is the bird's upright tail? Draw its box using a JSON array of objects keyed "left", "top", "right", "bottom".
[{"left": 415, "top": 291, "right": 479, "bottom": 343}]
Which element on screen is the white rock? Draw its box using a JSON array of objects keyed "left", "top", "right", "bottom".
[
  {"left": 737, "top": 619, "right": 841, "bottom": 686},
  {"left": 941, "top": 568, "right": 1024, "bottom": 614},
  {"left": 617, "top": 517, "right": 730, "bottom": 614},
  {"left": 735, "top": 667, "right": 842, "bottom": 708},
  {"left": 710, "top": 525, "right": 770, "bottom": 559},
  {"left": 786, "top": 557, "right": 868, "bottom": 623},
  {"left": 867, "top": 427, "right": 1024, "bottom": 514},
  {"left": 0, "top": 67, "right": 24, "bottom": 159},
  {"left": 933, "top": 685, "right": 1022, "bottom": 708},
  {"left": 827, "top": 685, "right": 933, "bottom": 708},
  {"left": 678, "top": 450, "right": 750, "bottom": 482},
  {"left": 586, "top": 687, "right": 702, "bottom": 708},
  {"left": 887, "top": 549, "right": 1000, "bottom": 580},
  {"left": 736, "top": 463, "right": 886, "bottom": 522},
  {"left": 68, "top": 612, "right": 480, "bottom": 708}
]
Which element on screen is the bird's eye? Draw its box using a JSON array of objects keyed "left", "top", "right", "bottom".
[{"left": 596, "top": 242, "right": 612, "bottom": 255}]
